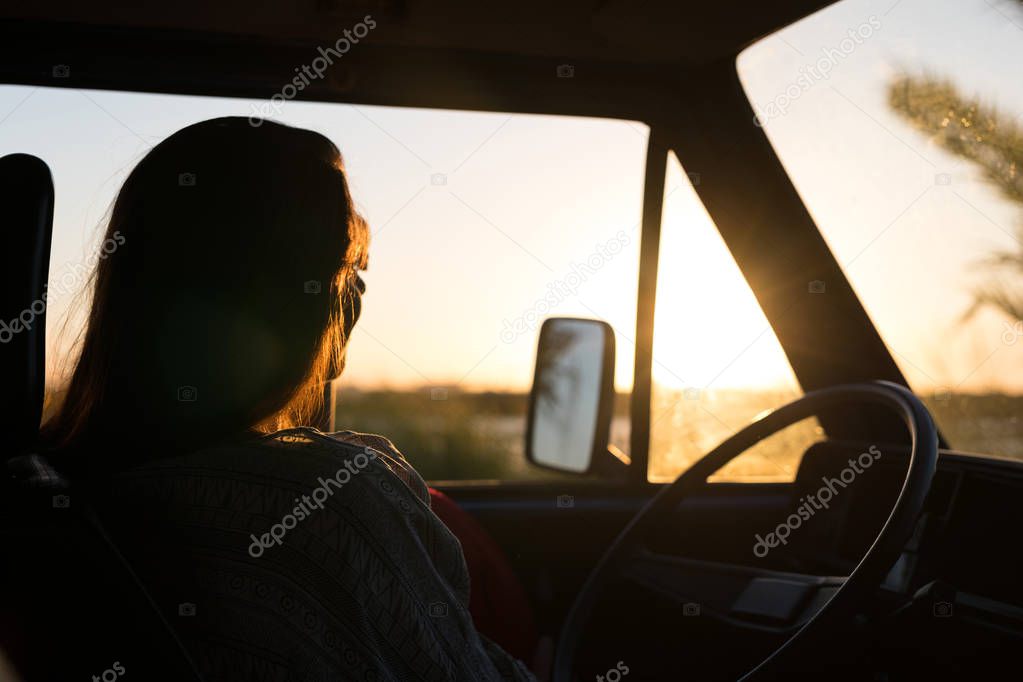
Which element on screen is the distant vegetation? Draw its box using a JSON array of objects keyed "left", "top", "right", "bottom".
[
  {"left": 335, "top": 388, "right": 546, "bottom": 480},
  {"left": 335, "top": 386, "right": 1023, "bottom": 482},
  {"left": 333, "top": 387, "right": 626, "bottom": 481},
  {"left": 923, "top": 393, "right": 1023, "bottom": 459}
]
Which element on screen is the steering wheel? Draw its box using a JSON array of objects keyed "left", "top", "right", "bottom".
[{"left": 553, "top": 381, "right": 938, "bottom": 681}]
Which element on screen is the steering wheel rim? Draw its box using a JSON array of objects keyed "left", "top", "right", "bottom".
[{"left": 553, "top": 381, "right": 938, "bottom": 681}]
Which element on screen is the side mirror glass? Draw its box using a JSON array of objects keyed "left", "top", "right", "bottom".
[{"left": 526, "top": 317, "right": 615, "bottom": 474}]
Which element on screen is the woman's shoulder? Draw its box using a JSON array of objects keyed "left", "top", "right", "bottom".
[
  {"left": 269, "top": 427, "right": 431, "bottom": 506},
  {"left": 98, "top": 427, "right": 455, "bottom": 589},
  {"left": 97, "top": 427, "right": 434, "bottom": 527}
]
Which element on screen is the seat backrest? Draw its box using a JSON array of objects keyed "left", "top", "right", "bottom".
[
  {"left": 1, "top": 455, "right": 207, "bottom": 681},
  {"left": 0, "top": 153, "right": 53, "bottom": 455},
  {"left": 0, "top": 153, "right": 204, "bottom": 681}
]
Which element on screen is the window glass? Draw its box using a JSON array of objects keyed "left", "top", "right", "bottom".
[
  {"left": 0, "top": 85, "right": 646, "bottom": 479},
  {"left": 739, "top": 0, "right": 1023, "bottom": 460},
  {"left": 649, "top": 153, "right": 820, "bottom": 482}
]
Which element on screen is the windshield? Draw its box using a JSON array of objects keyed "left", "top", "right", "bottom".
[
  {"left": 738, "top": 0, "right": 1023, "bottom": 459},
  {"left": 0, "top": 86, "right": 646, "bottom": 480}
]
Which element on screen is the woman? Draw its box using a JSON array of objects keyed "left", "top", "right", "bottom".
[{"left": 43, "top": 117, "right": 536, "bottom": 681}]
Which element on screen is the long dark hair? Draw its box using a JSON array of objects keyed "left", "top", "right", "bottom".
[{"left": 43, "top": 117, "right": 368, "bottom": 454}]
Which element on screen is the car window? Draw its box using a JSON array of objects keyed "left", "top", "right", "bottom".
[
  {"left": 649, "top": 152, "right": 821, "bottom": 483},
  {"left": 738, "top": 0, "right": 1023, "bottom": 461},
  {"left": 0, "top": 85, "right": 645, "bottom": 481}
]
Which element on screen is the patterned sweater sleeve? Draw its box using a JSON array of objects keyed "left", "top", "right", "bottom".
[{"left": 323, "top": 430, "right": 537, "bottom": 681}]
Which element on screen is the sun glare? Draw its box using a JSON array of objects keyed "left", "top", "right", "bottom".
[{"left": 651, "top": 153, "right": 798, "bottom": 393}]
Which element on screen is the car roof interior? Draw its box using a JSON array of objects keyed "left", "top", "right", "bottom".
[{"left": 1, "top": 0, "right": 835, "bottom": 117}]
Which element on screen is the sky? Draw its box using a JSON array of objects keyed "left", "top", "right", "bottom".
[
  {"left": 739, "top": 0, "right": 1023, "bottom": 393},
  {"left": 0, "top": 0, "right": 1020, "bottom": 396},
  {"left": 0, "top": 91, "right": 648, "bottom": 392}
]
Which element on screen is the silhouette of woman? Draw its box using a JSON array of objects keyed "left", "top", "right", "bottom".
[{"left": 42, "top": 117, "right": 535, "bottom": 681}]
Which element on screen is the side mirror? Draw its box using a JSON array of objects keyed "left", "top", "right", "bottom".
[{"left": 526, "top": 317, "right": 620, "bottom": 475}]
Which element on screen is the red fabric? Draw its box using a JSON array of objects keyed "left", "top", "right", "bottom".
[{"left": 428, "top": 488, "right": 539, "bottom": 663}]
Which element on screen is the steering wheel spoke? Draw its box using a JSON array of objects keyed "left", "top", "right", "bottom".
[{"left": 621, "top": 549, "right": 845, "bottom": 634}]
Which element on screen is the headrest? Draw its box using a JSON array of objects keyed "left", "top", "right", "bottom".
[{"left": 0, "top": 154, "right": 54, "bottom": 457}]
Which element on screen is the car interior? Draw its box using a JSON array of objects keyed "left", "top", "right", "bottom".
[{"left": 2, "top": 1, "right": 1022, "bottom": 680}]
